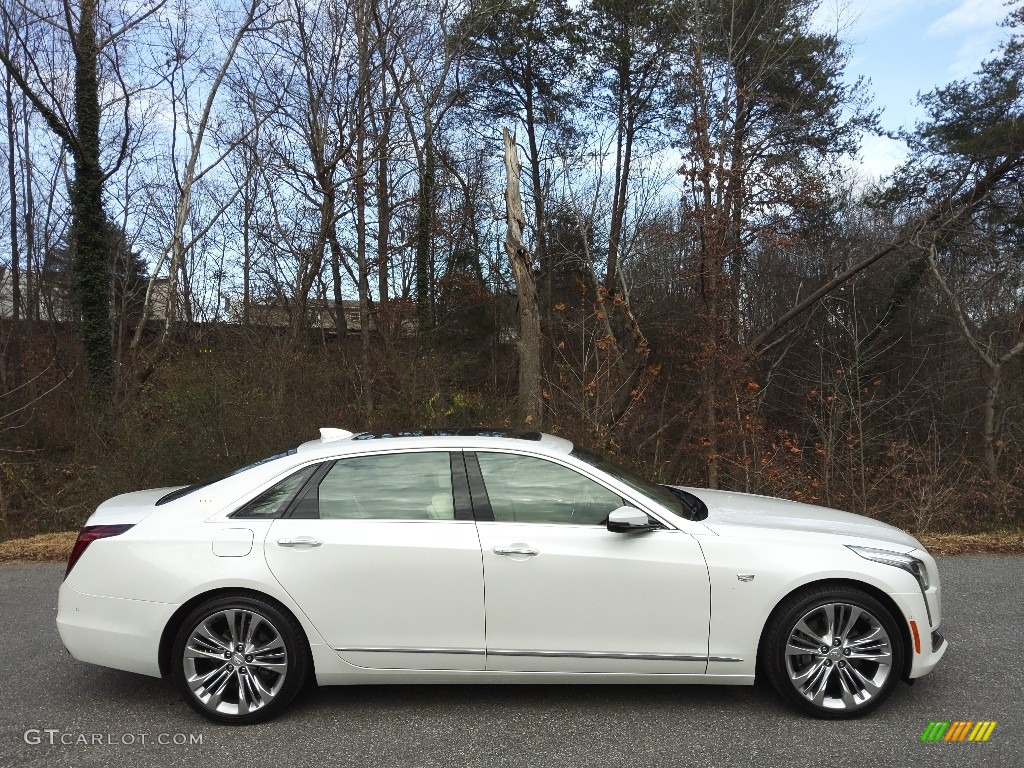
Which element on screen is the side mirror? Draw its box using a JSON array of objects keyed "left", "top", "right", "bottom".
[{"left": 607, "top": 506, "right": 657, "bottom": 533}]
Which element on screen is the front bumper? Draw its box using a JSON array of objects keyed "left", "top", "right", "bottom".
[
  {"left": 909, "top": 628, "right": 948, "bottom": 679},
  {"left": 57, "top": 582, "right": 177, "bottom": 678},
  {"left": 887, "top": 589, "right": 948, "bottom": 679}
]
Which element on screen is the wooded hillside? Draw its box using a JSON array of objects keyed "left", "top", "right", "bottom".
[{"left": 1, "top": 0, "right": 1022, "bottom": 537}]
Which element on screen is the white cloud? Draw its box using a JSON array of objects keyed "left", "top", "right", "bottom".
[
  {"left": 927, "top": 0, "right": 1012, "bottom": 78},
  {"left": 813, "top": 0, "right": 924, "bottom": 34},
  {"left": 813, "top": 0, "right": 898, "bottom": 44},
  {"left": 851, "top": 134, "right": 909, "bottom": 181},
  {"left": 946, "top": 32, "right": 999, "bottom": 77},
  {"left": 928, "top": 0, "right": 1008, "bottom": 35}
]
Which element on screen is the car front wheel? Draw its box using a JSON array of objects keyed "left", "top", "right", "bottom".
[
  {"left": 763, "top": 585, "right": 905, "bottom": 718},
  {"left": 171, "top": 595, "right": 308, "bottom": 724}
]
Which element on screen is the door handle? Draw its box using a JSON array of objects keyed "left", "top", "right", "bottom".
[
  {"left": 276, "top": 536, "right": 323, "bottom": 547},
  {"left": 492, "top": 546, "right": 538, "bottom": 557}
]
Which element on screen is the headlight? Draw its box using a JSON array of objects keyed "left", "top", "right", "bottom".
[{"left": 846, "top": 545, "right": 929, "bottom": 591}]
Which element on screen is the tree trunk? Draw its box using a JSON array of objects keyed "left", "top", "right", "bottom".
[
  {"left": 605, "top": 50, "right": 633, "bottom": 297},
  {"left": 71, "top": 0, "right": 113, "bottom": 391},
  {"left": 522, "top": 74, "right": 547, "bottom": 282},
  {"left": 414, "top": 134, "right": 435, "bottom": 332},
  {"left": 328, "top": 227, "right": 347, "bottom": 346},
  {"left": 356, "top": 154, "right": 371, "bottom": 405},
  {"left": 5, "top": 65, "right": 20, "bottom": 322},
  {"left": 982, "top": 364, "right": 1001, "bottom": 484},
  {"left": 376, "top": 73, "right": 391, "bottom": 306},
  {"left": 22, "top": 92, "right": 35, "bottom": 323},
  {"left": 356, "top": 0, "right": 372, "bottom": 413},
  {"left": 377, "top": 145, "right": 390, "bottom": 306},
  {"left": 503, "top": 128, "right": 541, "bottom": 426},
  {"left": 241, "top": 168, "right": 253, "bottom": 327}
]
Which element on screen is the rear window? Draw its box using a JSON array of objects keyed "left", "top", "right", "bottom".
[{"left": 156, "top": 449, "right": 298, "bottom": 505}]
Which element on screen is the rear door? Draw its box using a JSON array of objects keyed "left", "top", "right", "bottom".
[{"left": 264, "top": 450, "right": 485, "bottom": 671}]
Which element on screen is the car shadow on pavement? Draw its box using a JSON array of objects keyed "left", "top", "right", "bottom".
[{"left": 294, "top": 681, "right": 782, "bottom": 717}]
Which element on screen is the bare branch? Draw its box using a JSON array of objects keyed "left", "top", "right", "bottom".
[
  {"left": 0, "top": 44, "right": 77, "bottom": 150},
  {"left": 926, "top": 244, "right": 994, "bottom": 368},
  {"left": 97, "top": 0, "right": 166, "bottom": 50},
  {"left": 748, "top": 148, "right": 1024, "bottom": 357}
]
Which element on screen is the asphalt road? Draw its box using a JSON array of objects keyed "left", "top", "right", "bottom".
[{"left": 0, "top": 557, "right": 1020, "bottom": 768}]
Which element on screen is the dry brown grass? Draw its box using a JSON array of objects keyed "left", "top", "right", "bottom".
[
  {"left": 0, "top": 531, "right": 77, "bottom": 564},
  {"left": 916, "top": 531, "right": 1024, "bottom": 555},
  {"left": 0, "top": 529, "right": 1022, "bottom": 564}
]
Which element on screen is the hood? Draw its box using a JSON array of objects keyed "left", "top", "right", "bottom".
[
  {"left": 86, "top": 487, "right": 183, "bottom": 526},
  {"left": 677, "top": 487, "right": 922, "bottom": 550}
]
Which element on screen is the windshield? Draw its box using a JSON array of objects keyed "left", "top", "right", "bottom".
[
  {"left": 155, "top": 448, "right": 298, "bottom": 506},
  {"left": 570, "top": 447, "right": 708, "bottom": 521}
]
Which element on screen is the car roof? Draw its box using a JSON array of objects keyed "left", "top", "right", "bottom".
[{"left": 294, "top": 427, "right": 575, "bottom": 460}]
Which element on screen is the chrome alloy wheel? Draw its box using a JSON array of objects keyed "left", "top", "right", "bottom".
[
  {"left": 784, "top": 601, "right": 893, "bottom": 711},
  {"left": 183, "top": 608, "right": 288, "bottom": 717}
]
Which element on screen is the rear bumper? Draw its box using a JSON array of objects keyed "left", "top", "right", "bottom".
[{"left": 57, "top": 582, "right": 176, "bottom": 678}]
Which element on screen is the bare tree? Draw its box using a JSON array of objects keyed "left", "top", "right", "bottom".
[
  {"left": 260, "top": 0, "right": 356, "bottom": 342},
  {"left": 386, "top": 0, "right": 473, "bottom": 329},
  {"left": 131, "top": 0, "right": 272, "bottom": 354},
  {"left": 927, "top": 244, "right": 1024, "bottom": 485},
  {"left": 0, "top": 0, "right": 165, "bottom": 390},
  {"left": 2, "top": 11, "right": 23, "bottom": 324},
  {"left": 503, "top": 127, "right": 541, "bottom": 425}
]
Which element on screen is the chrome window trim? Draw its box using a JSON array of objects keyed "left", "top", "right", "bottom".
[
  {"left": 335, "top": 646, "right": 485, "bottom": 656},
  {"left": 487, "top": 649, "right": 734, "bottom": 662}
]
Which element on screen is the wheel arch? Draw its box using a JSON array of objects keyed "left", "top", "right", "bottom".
[
  {"left": 158, "top": 587, "right": 313, "bottom": 678},
  {"left": 754, "top": 577, "right": 913, "bottom": 683}
]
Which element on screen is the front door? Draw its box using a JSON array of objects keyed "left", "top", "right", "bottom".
[{"left": 470, "top": 451, "right": 710, "bottom": 674}]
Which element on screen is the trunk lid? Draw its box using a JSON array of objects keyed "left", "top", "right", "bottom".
[{"left": 85, "top": 487, "right": 183, "bottom": 526}]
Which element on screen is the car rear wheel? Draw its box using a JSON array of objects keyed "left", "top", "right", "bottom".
[
  {"left": 171, "top": 595, "right": 308, "bottom": 724},
  {"left": 763, "top": 585, "right": 904, "bottom": 719}
]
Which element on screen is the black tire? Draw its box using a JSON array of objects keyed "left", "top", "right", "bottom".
[
  {"left": 171, "top": 594, "right": 309, "bottom": 725},
  {"left": 762, "top": 584, "right": 904, "bottom": 719}
]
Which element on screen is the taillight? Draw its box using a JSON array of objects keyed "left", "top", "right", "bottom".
[{"left": 64, "top": 524, "right": 134, "bottom": 579}]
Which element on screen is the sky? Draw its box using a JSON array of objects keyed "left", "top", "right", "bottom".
[{"left": 815, "top": 0, "right": 1017, "bottom": 179}]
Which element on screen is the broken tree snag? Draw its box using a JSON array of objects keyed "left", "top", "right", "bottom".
[{"left": 502, "top": 127, "right": 542, "bottom": 426}]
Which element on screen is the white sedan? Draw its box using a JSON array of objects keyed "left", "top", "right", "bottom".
[{"left": 57, "top": 428, "right": 947, "bottom": 724}]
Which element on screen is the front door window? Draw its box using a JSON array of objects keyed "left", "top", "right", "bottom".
[{"left": 475, "top": 452, "right": 623, "bottom": 525}]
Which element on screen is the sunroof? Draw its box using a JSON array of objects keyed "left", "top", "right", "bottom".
[{"left": 352, "top": 428, "right": 542, "bottom": 441}]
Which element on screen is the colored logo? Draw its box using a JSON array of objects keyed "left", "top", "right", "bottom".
[{"left": 921, "top": 721, "right": 997, "bottom": 742}]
